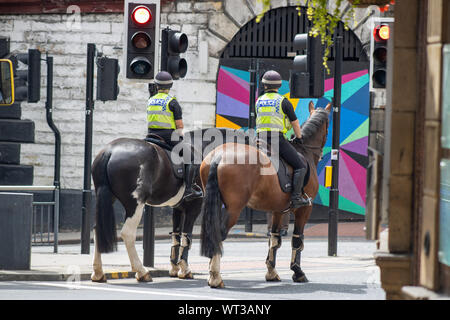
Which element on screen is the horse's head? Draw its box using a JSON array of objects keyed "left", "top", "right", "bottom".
[{"left": 292, "top": 101, "right": 332, "bottom": 163}]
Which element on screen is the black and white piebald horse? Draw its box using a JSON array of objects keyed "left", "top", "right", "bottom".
[{"left": 90, "top": 128, "right": 249, "bottom": 282}]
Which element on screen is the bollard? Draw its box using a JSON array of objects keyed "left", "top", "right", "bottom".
[
  {"left": 0, "top": 193, "right": 33, "bottom": 270},
  {"left": 143, "top": 205, "right": 155, "bottom": 267}
]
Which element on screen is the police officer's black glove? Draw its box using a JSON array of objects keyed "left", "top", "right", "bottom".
[{"left": 294, "top": 137, "right": 303, "bottom": 145}]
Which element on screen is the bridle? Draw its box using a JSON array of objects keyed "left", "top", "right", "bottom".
[
  {"left": 296, "top": 116, "right": 329, "bottom": 162},
  {"left": 301, "top": 143, "right": 324, "bottom": 161}
]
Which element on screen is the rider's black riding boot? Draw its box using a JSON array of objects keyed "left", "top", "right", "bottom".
[
  {"left": 183, "top": 164, "right": 203, "bottom": 201},
  {"left": 291, "top": 168, "right": 310, "bottom": 208}
]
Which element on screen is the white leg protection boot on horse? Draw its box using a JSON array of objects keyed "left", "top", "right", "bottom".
[
  {"left": 177, "top": 233, "right": 194, "bottom": 279},
  {"left": 169, "top": 232, "right": 181, "bottom": 277},
  {"left": 265, "top": 232, "right": 282, "bottom": 281},
  {"left": 208, "top": 253, "right": 224, "bottom": 288}
]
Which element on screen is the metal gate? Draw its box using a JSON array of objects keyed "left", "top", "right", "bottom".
[
  {"left": 221, "top": 6, "right": 367, "bottom": 61},
  {"left": 216, "top": 5, "right": 370, "bottom": 220}
]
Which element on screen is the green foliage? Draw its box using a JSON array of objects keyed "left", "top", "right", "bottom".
[
  {"left": 256, "top": 0, "right": 361, "bottom": 73},
  {"left": 255, "top": 0, "right": 272, "bottom": 23}
]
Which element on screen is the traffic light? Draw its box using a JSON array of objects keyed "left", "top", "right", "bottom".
[
  {"left": 289, "top": 33, "right": 324, "bottom": 98},
  {"left": 0, "top": 59, "right": 15, "bottom": 106},
  {"left": 370, "top": 18, "right": 393, "bottom": 91},
  {"left": 161, "top": 27, "right": 188, "bottom": 80},
  {"left": 96, "top": 56, "right": 120, "bottom": 101},
  {"left": 13, "top": 49, "right": 41, "bottom": 103},
  {"left": 124, "top": 0, "right": 160, "bottom": 80}
]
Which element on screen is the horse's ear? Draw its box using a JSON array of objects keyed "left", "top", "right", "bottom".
[
  {"left": 309, "top": 101, "right": 315, "bottom": 114},
  {"left": 325, "top": 103, "right": 332, "bottom": 112}
]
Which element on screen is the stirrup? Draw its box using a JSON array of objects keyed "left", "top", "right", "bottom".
[
  {"left": 291, "top": 193, "right": 312, "bottom": 208},
  {"left": 183, "top": 185, "right": 203, "bottom": 201}
]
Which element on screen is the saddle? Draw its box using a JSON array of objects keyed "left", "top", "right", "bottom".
[
  {"left": 144, "top": 135, "right": 184, "bottom": 179},
  {"left": 255, "top": 139, "right": 310, "bottom": 193}
]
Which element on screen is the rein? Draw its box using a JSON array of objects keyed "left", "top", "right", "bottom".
[
  {"left": 301, "top": 144, "right": 323, "bottom": 160},
  {"left": 297, "top": 115, "right": 329, "bottom": 162}
]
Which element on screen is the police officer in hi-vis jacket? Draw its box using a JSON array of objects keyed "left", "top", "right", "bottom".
[
  {"left": 146, "top": 71, "right": 203, "bottom": 201},
  {"left": 256, "top": 70, "right": 310, "bottom": 208}
]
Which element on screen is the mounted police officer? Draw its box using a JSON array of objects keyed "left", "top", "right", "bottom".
[
  {"left": 146, "top": 71, "right": 203, "bottom": 201},
  {"left": 256, "top": 70, "right": 310, "bottom": 208}
]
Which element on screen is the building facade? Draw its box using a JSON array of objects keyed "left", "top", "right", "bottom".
[
  {"left": 0, "top": 0, "right": 377, "bottom": 190},
  {"left": 373, "top": 0, "right": 450, "bottom": 300}
]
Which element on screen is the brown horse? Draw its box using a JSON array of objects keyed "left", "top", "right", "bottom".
[{"left": 199, "top": 102, "right": 331, "bottom": 288}]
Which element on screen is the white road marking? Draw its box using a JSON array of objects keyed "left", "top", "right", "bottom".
[{"left": 29, "top": 281, "right": 233, "bottom": 300}]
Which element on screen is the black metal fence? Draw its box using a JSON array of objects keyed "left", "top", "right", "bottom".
[{"left": 0, "top": 186, "right": 60, "bottom": 253}]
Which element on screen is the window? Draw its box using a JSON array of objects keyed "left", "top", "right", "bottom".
[{"left": 439, "top": 44, "right": 450, "bottom": 267}]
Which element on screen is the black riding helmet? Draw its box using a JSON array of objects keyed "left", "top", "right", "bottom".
[
  {"left": 155, "top": 71, "right": 173, "bottom": 90},
  {"left": 262, "top": 70, "right": 282, "bottom": 90}
]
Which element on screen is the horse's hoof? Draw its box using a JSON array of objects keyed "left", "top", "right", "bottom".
[
  {"left": 265, "top": 276, "right": 281, "bottom": 282},
  {"left": 265, "top": 272, "right": 281, "bottom": 282},
  {"left": 208, "top": 280, "right": 225, "bottom": 289},
  {"left": 169, "top": 266, "right": 180, "bottom": 277},
  {"left": 178, "top": 271, "right": 194, "bottom": 280},
  {"left": 292, "top": 273, "right": 308, "bottom": 283},
  {"left": 137, "top": 271, "right": 153, "bottom": 282},
  {"left": 91, "top": 274, "right": 107, "bottom": 283}
]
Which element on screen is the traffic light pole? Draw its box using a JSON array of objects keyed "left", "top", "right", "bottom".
[
  {"left": 248, "top": 58, "right": 257, "bottom": 130},
  {"left": 328, "top": 36, "right": 343, "bottom": 257},
  {"left": 245, "top": 58, "right": 257, "bottom": 233},
  {"left": 45, "top": 55, "right": 61, "bottom": 253},
  {"left": 81, "top": 43, "right": 96, "bottom": 254}
]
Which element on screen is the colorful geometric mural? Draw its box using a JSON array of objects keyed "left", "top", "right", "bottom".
[{"left": 215, "top": 64, "right": 370, "bottom": 216}]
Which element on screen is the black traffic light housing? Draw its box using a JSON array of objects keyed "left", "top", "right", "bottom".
[
  {"left": 0, "top": 37, "right": 9, "bottom": 58},
  {"left": 13, "top": 49, "right": 41, "bottom": 103},
  {"left": 370, "top": 18, "right": 393, "bottom": 91},
  {"left": 289, "top": 33, "right": 324, "bottom": 99},
  {"left": 161, "top": 27, "right": 188, "bottom": 80},
  {"left": 124, "top": 0, "right": 160, "bottom": 80},
  {"left": 96, "top": 56, "right": 120, "bottom": 102},
  {"left": 371, "top": 24, "right": 389, "bottom": 89}
]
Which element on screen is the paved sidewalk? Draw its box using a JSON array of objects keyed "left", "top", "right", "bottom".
[
  {"left": 0, "top": 222, "right": 368, "bottom": 282},
  {"left": 55, "top": 221, "right": 368, "bottom": 244}
]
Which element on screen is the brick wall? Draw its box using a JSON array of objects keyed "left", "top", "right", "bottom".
[{"left": 0, "top": 0, "right": 375, "bottom": 189}]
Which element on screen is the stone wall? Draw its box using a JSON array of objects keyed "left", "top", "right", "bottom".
[{"left": 0, "top": 0, "right": 377, "bottom": 189}]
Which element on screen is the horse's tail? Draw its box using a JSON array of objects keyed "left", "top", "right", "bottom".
[
  {"left": 92, "top": 148, "right": 118, "bottom": 253},
  {"left": 200, "top": 155, "right": 227, "bottom": 259}
]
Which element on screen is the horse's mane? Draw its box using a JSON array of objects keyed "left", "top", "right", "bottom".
[{"left": 301, "top": 109, "right": 329, "bottom": 143}]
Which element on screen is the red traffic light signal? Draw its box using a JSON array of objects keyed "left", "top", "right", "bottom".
[
  {"left": 132, "top": 6, "right": 152, "bottom": 25},
  {"left": 373, "top": 24, "right": 390, "bottom": 42}
]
